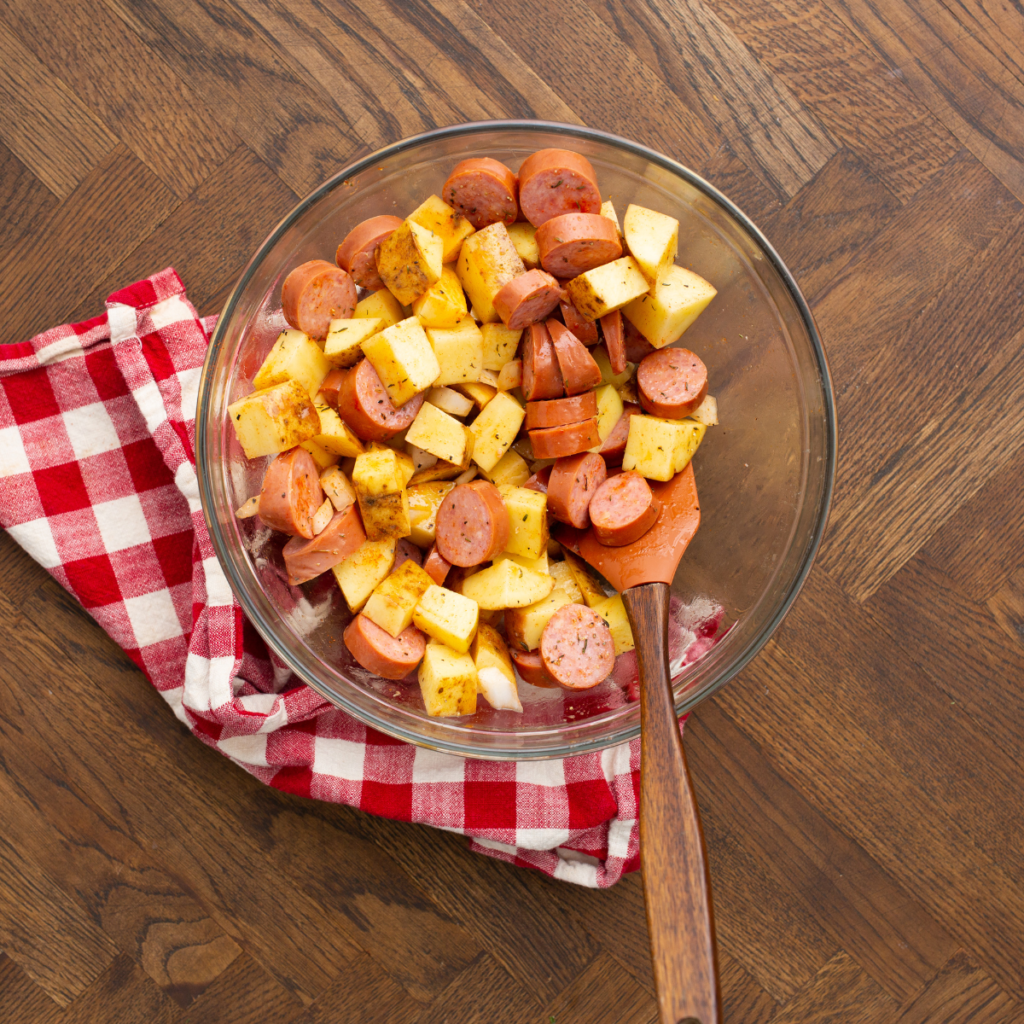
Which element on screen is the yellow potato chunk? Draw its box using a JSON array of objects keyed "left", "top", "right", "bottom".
[
  {"left": 332, "top": 538, "right": 397, "bottom": 612},
  {"left": 376, "top": 219, "right": 443, "bottom": 305},
  {"left": 480, "top": 322, "right": 522, "bottom": 372},
  {"left": 469, "top": 391, "right": 525, "bottom": 473},
  {"left": 455, "top": 381, "right": 498, "bottom": 409},
  {"left": 564, "top": 256, "right": 650, "bottom": 321},
  {"left": 299, "top": 438, "right": 338, "bottom": 470},
  {"left": 623, "top": 204, "right": 679, "bottom": 284},
  {"left": 324, "top": 318, "right": 383, "bottom": 368},
  {"left": 591, "top": 346, "right": 632, "bottom": 390},
  {"left": 418, "top": 644, "right": 478, "bottom": 717},
  {"left": 354, "top": 289, "right": 407, "bottom": 329},
  {"left": 409, "top": 462, "right": 464, "bottom": 485},
  {"left": 405, "top": 401, "right": 475, "bottom": 469},
  {"left": 407, "top": 194, "right": 476, "bottom": 263},
  {"left": 427, "top": 386, "right": 474, "bottom": 418},
  {"left": 411, "top": 265, "right": 469, "bottom": 328},
  {"left": 352, "top": 447, "right": 410, "bottom": 539},
  {"left": 688, "top": 394, "right": 718, "bottom": 427},
  {"left": 473, "top": 623, "right": 515, "bottom": 684},
  {"left": 426, "top": 319, "right": 484, "bottom": 386},
  {"left": 363, "top": 560, "right": 435, "bottom": 638},
  {"left": 406, "top": 482, "right": 455, "bottom": 547},
  {"left": 590, "top": 594, "right": 635, "bottom": 655},
  {"left": 623, "top": 265, "right": 717, "bottom": 349},
  {"left": 494, "top": 549, "right": 548, "bottom": 574},
  {"left": 548, "top": 559, "right": 583, "bottom": 604},
  {"left": 497, "top": 485, "right": 548, "bottom": 560},
  {"left": 253, "top": 328, "right": 331, "bottom": 397},
  {"left": 460, "top": 558, "right": 554, "bottom": 610},
  {"left": 506, "top": 221, "right": 540, "bottom": 269},
  {"left": 320, "top": 465, "right": 356, "bottom": 512},
  {"left": 480, "top": 448, "right": 530, "bottom": 489},
  {"left": 506, "top": 588, "right": 574, "bottom": 652},
  {"left": 455, "top": 222, "right": 525, "bottom": 323},
  {"left": 413, "top": 584, "right": 479, "bottom": 653},
  {"left": 622, "top": 415, "right": 707, "bottom": 481},
  {"left": 313, "top": 402, "right": 366, "bottom": 458},
  {"left": 361, "top": 317, "right": 441, "bottom": 407},
  {"left": 588, "top": 384, "right": 625, "bottom": 451},
  {"left": 561, "top": 549, "right": 608, "bottom": 608},
  {"left": 228, "top": 380, "right": 320, "bottom": 459}
]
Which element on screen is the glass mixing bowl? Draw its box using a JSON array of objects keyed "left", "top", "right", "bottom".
[{"left": 196, "top": 121, "right": 836, "bottom": 760}]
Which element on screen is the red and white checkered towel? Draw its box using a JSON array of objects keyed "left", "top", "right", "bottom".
[{"left": 0, "top": 269, "right": 643, "bottom": 887}]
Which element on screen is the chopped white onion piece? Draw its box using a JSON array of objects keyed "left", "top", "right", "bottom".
[
  {"left": 311, "top": 498, "right": 334, "bottom": 535},
  {"left": 427, "top": 386, "right": 474, "bottom": 418},
  {"left": 477, "top": 666, "right": 523, "bottom": 712},
  {"left": 235, "top": 496, "right": 260, "bottom": 519}
]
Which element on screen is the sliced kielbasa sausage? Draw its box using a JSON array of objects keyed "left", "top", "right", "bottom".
[
  {"left": 435, "top": 480, "right": 510, "bottom": 567},
  {"left": 546, "top": 452, "right": 608, "bottom": 528},
  {"left": 335, "top": 215, "right": 403, "bottom": 292},
  {"left": 518, "top": 149, "right": 602, "bottom": 227},
  {"left": 423, "top": 543, "right": 452, "bottom": 585},
  {"left": 258, "top": 447, "right": 324, "bottom": 539},
  {"left": 624, "top": 316, "right": 656, "bottom": 363},
  {"left": 283, "top": 504, "right": 366, "bottom": 584},
  {"left": 442, "top": 158, "right": 519, "bottom": 229},
  {"left": 540, "top": 604, "right": 615, "bottom": 689},
  {"left": 559, "top": 297, "right": 599, "bottom": 345},
  {"left": 344, "top": 614, "right": 426, "bottom": 680},
  {"left": 536, "top": 213, "right": 622, "bottom": 278},
  {"left": 600, "top": 309, "right": 627, "bottom": 376},
  {"left": 547, "top": 319, "right": 602, "bottom": 396},
  {"left": 493, "top": 269, "right": 563, "bottom": 330},
  {"left": 637, "top": 348, "right": 708, "bottom": 419},
  {"left": 525, "top": 392, "right": 597, "bottom": 431},
  {"left": 281, "top": 260, "right": 357, "bottom": 341},
  {"left": 589, "top": 471, "right": 661, "bottom": 546},
  {"left": 598, "top": 402, "right": 642, "bottom": 465},
  {"left": 510, "top": 648, "right": 559, "bottom": 687},
  {"left": 521, "top": 321, "right": 565, "bottom": 401},
  {"left": 528, "top": 418, "right": 601, "bottom": 459},
  {"left": 335, "top": 358, "right": 426, "bottom": 441}
]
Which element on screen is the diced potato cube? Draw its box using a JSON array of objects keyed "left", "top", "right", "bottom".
[
  {"left": 591, "top": 594, "right": 635, "bottom": 655},
  {"left": 407, "top": 194, "right": 476, "bottom": 263},
  {"left": 409, "top": 462, "right": 464, "bottom": 485},
  {"left": 561, "top": 549, "right": 608, "bottom": 608},
  {"left": 506, "top": 221, "right": 540, "bottom": 269},
  {"left": 469, "top": 391, "right": 525, "bottom": 473},
  {"left": 600, "top": 199, "right": 622, "bottom": 237},
  {"left": 352, "top": 448, "right": 410, "bottom": 539},
  {"left": 548, "top": 559, "right": 583, "bottom": 604},
  {"left": 313, "top": 402, "right": 366, "bottom": 457},
  {"left": 477, "top": 666, "right": 522, "bottom": 712},
  {"left": 622, "top": 266, "right": 717, "bottom": 349},
  {"left": 623, "top": 204, "right": 679, "bottom": 284},
  {"left": 355, "top": 289, "right": 407, "bottom": 329},
  {"left": 505, "top": 588, "right": 574, "bottom": 652},
  {"left": 622, "top": 415, "right": 707, "bottom": 482},
  {"left": 426, "top": 319, "right": 484, "bottom": 386},
  {"left": 494, "top": 549, "right": 548, "bottom": 574},
  {"left": 455, "top": 381, "right": 497, "bottom": 409},
  {"left": 588, "top": 384, "right": 625, "bottom": 452},
  {"left": 406, "top": 482, "right": 454, "bottom": 547},
  {"left": 480, "top": 449, "right": 530, "bottom": 489},
  {"left": 324, "top": 318, "right": 383, "bottom": 368},
  {"left": 498, "top": 485, "right": 548, "bottom": 560},
  {"left": 413, "top": 584, "right": 479, "bottom": 653},
  {"left": 332, "top": 538, "right": 397, "bottom": 612},
  {"left": 376, "top": 219, "right": 443, "bottom": 305},
  {"left": 564, "top": 256, "right": 650, "bottom": 321},
  {"left": 253, "top": 328, "right": 331, "bottom": 397},
  {"left": 363, "top": 560, "right": 435, "bottom": 638},
  {"left": 405, "top": 401, "right": 475, "bottom": 468},
  {"left": 411, "top": 265, "right": 468, "bottom": 328},
  {"left": 496, "top": 359, "right": 522, "bottom": 392},
  {"left": 300, "top": 438, "right": 339, "bottom": 470},
  {"left": 320, "top": 465, "right": 356, "bottom": 512},
  {"left": 480, "top": 322, "right": 522, "bottom": 372},
  {"left": 472, "top": 623, "right": 515, "bottom": 685},
  {"left": 460, "top": 558, "right": 554, "bottom": 610},
  {"left": 427, "top": 386, "right": 474, "bottom": 418},
  {"left": 361, "top": 317, "right": 440, "bottom": 407},
  {"left": 228, "top": 380, "right": 320, "bottom": 459},
  {"left": 687, "top": 394, "right": 718, "bottom": 427},
  {"left": 455, "top": 222, "right": 525, "bottom": 323},
  {"left": 418, "top": 644, "right": 478, "bottom": 717},
  {"left": 370, "top": 443, "right": 415, "bottom": 486}
]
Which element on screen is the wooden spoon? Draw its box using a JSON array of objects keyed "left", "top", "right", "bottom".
[{"left": 558, "top": 463, "right": 721, "bottom": 1024}]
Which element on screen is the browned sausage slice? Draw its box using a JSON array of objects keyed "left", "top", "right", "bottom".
[
  {"left": 525, "top": 392, "right": 597, "bottom": 431},
  {"left": 493, "top": 269, "right": 563, "bottom": 329},
  {"left": 281, "top": 260, "right": 357, "bottom": 341},
  {"left": 547, "top": 319, "right": 602, "bottom": 395},
  {"left": 523, "top": 466, "right": 551, "bottom": 494},
  {"left": 344, "top": 614, "right": 426, "bottom": 680},
  {"left": 600, "top": 309, "right": 627, "bottom": 376},
  {"left": 637, "top": 348, "right": 709, "bottom": 419},
  {"left": 394, "top": 537, "right": 423, "bottom": 570},
  {"left": 547, "top": 452, "right": 608, "bottom": 528},
  {"left": 518, "top": 149, "right": 602, "bottom": 227},
  {"left": 258, "top": 447, "right": 324, "bottom": 538},
  {"left": 540, "top": 604, "right": 615, "bottom": 689},
  {"left": 510, "top": 648, "right": 559, "bottom": 687},
  {"left": 317, "top": 368, "right": 345, "bottom": 407},
  {"left": 521, "top": 321, "right": 565, "bottom": 401},
  {"left": 598, "top": 402, "right": 642, "bottom": 465},
  {"left": 423, "top": 543, "right": 452, "bottom": 585},
  {"left": 529, "top": 418, "right": 600, "bottom": 459},
  {"left": 335, "top": 358, "right": 426, "bottom": 441},
  {"left": 624, "top": 316, "right": 656, "bottom": 363},
  {"left": 435, "top": 480, "right": 510, "bottom": 567},
  {"left": 536, "top": 212, "right": 622, "bottom": 278},
  {"left": 283, "top": 504, "right": 366, "bottom": 584},
  {"left": 336, "top": 215, "right": 403, "bottom": 292},
  {"left": 589, "top": 471, "right": 661, "bottom": 546},
  {"left": 442, "top": 158, "right": 519, "bottom": 229},
  {"left": 560, "top": 297, "right": 598, "bottom": 345}
]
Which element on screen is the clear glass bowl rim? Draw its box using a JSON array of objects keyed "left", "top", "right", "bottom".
[{"left": 195, "top": 118, "right": 838, "bottom": 760}]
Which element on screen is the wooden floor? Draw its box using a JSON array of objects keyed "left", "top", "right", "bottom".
[{"left": 2, "top": 0, "right": 1024, "bottom": 1021}]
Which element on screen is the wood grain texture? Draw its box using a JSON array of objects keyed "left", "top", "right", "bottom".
[{"left": 3, "top": 1, "right": 1024, "bottom": 1021}]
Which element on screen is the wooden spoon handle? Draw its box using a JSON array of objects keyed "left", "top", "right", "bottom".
[{"left": 623, "top": 582, "right": 721, "bottom": 1024}]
